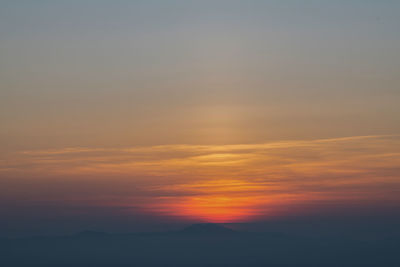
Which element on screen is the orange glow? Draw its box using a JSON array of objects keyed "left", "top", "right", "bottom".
[
  {"left": 143, "top": 179, "right": 320, "bottom": 223},
  {"left": 171, "top": 195, "right": 261, "bottom": 223},
  {"left": 142, "top": 179, "right": 273, "bottom": 222},
  {"left": 2, "top": 135, "right": 399, "bottom": 222},
  {"left": 145, "top": 191, "right": 319, "bottom": 223}
]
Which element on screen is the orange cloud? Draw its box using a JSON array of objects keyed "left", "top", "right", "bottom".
[{"left": 1, "top": 135, "right": 399, "bottom": 222}]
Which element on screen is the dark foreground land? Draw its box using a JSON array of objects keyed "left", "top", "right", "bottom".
[{"left": 1, "top": 224, "right": 399, "bottom": 266}]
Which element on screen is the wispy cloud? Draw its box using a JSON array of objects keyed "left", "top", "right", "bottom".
[{"left": 1, "top": 135, "right": 399, "bottom": 222}]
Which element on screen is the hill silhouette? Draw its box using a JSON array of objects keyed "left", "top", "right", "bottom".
[
  {"left": 0, "top": 223, "right": 398, "bottom": 266},
  {"left": 179, "top": 223, "right": 235, "bottom": 234},
  {"left": 73, "top": 230, "right": 108, "bottom": 238}
]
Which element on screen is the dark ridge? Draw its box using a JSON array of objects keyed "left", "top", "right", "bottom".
[
  {"left": 74, "top": 230, "right": 108, "bottom": 238},
  {"left": 179, "top": 223, "right": 236, "bottom": 234}
]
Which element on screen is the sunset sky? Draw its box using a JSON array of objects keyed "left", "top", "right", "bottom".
[{"left": 1, "top": 0, "right": 400, "bottom": 236}]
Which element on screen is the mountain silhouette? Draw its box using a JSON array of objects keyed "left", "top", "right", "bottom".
[
  {"left": 179, "top": 223, "right": 235, "bottom": 234},
  {"left": 74, "top": 230, "right": 108, "bottom": 238},
  {"left": 1, "top": 224, "right": 399, "bottom": 266}
]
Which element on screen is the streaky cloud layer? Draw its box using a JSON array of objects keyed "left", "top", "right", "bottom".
[{"left": 1, "top": 135, "right": 399, "bottom": 223}]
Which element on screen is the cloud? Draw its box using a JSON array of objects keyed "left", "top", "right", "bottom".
[{"left": 1, "top": 135, "right": 399, "bottom": 222}]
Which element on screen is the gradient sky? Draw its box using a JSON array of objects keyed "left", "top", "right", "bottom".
[{"left": 1, "top": 0, "right": 400, "bottom": 236}]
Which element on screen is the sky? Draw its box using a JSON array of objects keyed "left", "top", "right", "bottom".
[{"left": 1, "top": 0, "right": 400, "bottom": 236}]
